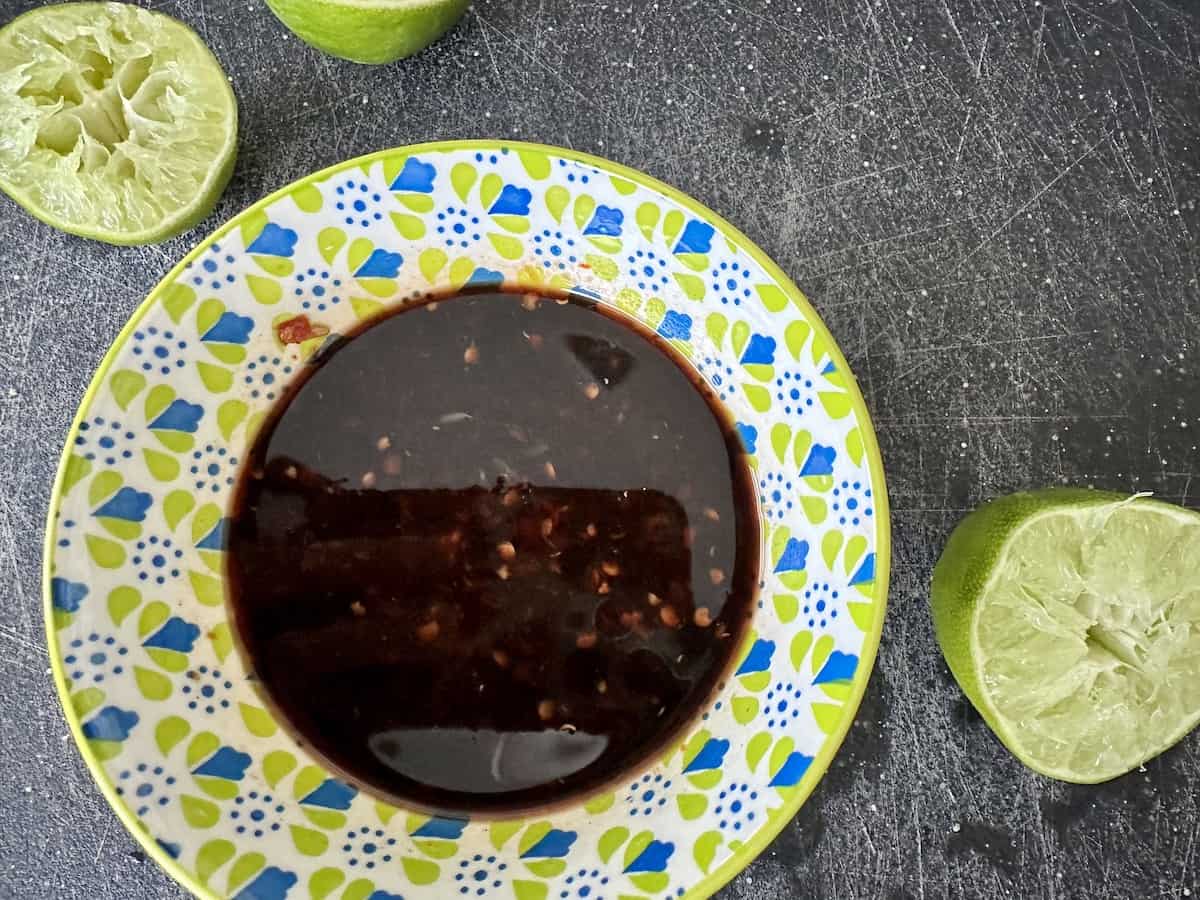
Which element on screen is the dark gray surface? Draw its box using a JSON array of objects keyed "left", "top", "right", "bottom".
[{"left": 1, "top": 0, "right": 1198, "bottom": 897}]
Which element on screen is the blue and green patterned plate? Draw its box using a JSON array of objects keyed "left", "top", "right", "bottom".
[{"left": 43, "top": 141, "right": 889, "bottom": 900}]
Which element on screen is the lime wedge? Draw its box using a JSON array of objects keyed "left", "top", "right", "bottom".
[
  {"left": 0, "top": 2, "right": 237, "bottom": 245},
  {"left": 932, "top": 488, "right": 1200, "bottom": 783},
  {"left": 265, "top": 0, "right": 470, "bottom": 65}
]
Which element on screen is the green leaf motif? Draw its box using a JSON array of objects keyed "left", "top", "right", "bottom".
[
  {"left": 674, "top": 272, "right": 705, "bottom": 301},
  {"left": 239, "top": 702, "right": 277, "bottom": 737},
  {"left": 134, "top": 666, "right": 172, "bottom": 701},
  {"left": 480, "top": 173, "right": 503, "bottom": 211},
  {"left": 109, "top": 370, "right": 146, "bottom": 410},
  {"left": 195, "top": 839, "right": 235, "bottom": 885},
  {"left": 227, "top": 852, "right": 266, "bottom": 894},
  {"left": 197, "top": 362, "right": 233, "bottom": 393},
  {"left": 401, "top": 858, "right": 439, "bottom": 885},
  {"left": 290, "top": 826, "right": 329, "bottom": 856},
  {"left": 307, "top": 868, "right": 345, "bottom": 900},
  {"left": 291, "top": 183, "right": 323, "bottom": 213},
  {"left": 85, "top": 534, "right": 124, "bottom": 569},
  {"left": 518, "top": 150, "right": 551, "bottom": 179},
  {"left": 155, "top": 715, "right": 190, "bottom": 755},
  {"left": 451, "top": 163, "right": 476, "bottom": 202},
  {"left": 107, "top": 586, "right": 140, "bottom": 626},
  {"left": 318, "top": 227, "right": 346, "bottom": 265},
  {"left": 487, "top": 233, "right": 524, "bottom": 260},
  {"left": 160, "top": 282, "right": 196, "bottom": 323},
  {"left": 246, "top": 274, "right": 281, "bottom": 306},
  {"left": 181, "top": 794, "right": 220, "bottom": 829},
  {"left": 542, "top": 186, "right": 569, "bottom": 225},
  {"left": 598, "top": 826, "right": 629, "bottom": 864},
  {"left": 693, "top": 831, "right": 722, "bottom": 874}
]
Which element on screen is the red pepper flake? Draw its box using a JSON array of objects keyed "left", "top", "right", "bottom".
[{"left": 276, "top": 314, "right": 329, "bottom": 345}]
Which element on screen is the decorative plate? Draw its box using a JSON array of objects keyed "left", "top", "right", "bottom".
[{"left": 44, "top": 141, "right": 889, "bottom": 900}]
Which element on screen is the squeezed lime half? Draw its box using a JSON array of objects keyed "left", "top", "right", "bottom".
[
  {"left": 264, "top": 0, "right": 470, "bottom": 65},
  {"left": 0, "top": 2, "right": 237, "bottom": 244},
  {"left": 932, "top": 489, "right": 1200, "bottom": 783}
]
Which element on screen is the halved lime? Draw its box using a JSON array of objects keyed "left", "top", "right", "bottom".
[
  {"left": 932, "top": 488, "right": 1200, "bottom": 783},
  {"left": 0, "top": 2, "right": 237, "bottom": 245},
  {"left": 264, "top": 0, "right": 470, "bottom": 65}
]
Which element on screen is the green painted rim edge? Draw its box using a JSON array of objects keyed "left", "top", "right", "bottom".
[{"left": 41, "top": 138, "right": 892, "bottom": 900}]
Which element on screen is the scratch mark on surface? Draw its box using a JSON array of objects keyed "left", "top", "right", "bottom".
[{"left": 949, "top": 134, "right": 1107, "bottom": 273}]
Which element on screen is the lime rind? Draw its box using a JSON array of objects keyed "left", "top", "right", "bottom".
[
  {"left": 933, "top": 489, "right": 1200, "bottom": 783},
  {"left": 0, "top": 2, "right": 237, "bottom": 244},
  {"left": 264, "top": 0, "right": 470, "bottom": 65}
]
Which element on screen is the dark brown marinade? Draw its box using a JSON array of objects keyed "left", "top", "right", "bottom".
[{"left": 227, "top": 289, "right": 759, "bottom": 815}]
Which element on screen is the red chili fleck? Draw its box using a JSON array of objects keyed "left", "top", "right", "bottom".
[{"left": 277, "top": 315, "right": 329, "bottom": 345}]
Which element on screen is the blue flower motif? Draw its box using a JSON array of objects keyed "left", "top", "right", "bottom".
[
  {"left": 815, "top": 651, "right": 859, "bottom": 685},
  {"left": 187, "top": 242, "right": 240, "bottom": 291},
  {"left": 696, "top": 356, "right": 735, "bottom": 402},
  {"left": 437, "top": 206, "right": 483, "bottom": 250},
  {"left": 246, "top": 223, "right": 297, "bottom": 258},
  {"left": 130, "top": 533, "right": 185, "bottom": 585},
  {"left": 773, "top": 538, "right": 809, "bottom": 573},
  {"left": 82, "top": 706, "right": 139, "bottom": 742},
  {"left": 583, "top": 205, "right": 622, "bottom": 236},
  {"left": 851, "top": 552, "right": 876, "bottom": 586},
  {"left": 143, "top": 616, "right": 201, "bottom": 653},
  {"left": 521, "top": 829, "right": 577, "bottom": 858},
  {"left": 411, "top": 816, "right": 467, "bottom": 840},
  {"left": 623, "top": 772, "right": 673, "bottom": 817},
  {"left": 711, "top": 260, "right": 754, "bottom": 307},
  {"left": 355, "top": 249, "right": 402, "bottom": 279},
  {"left": 557, "top": 867, "right": 610, "bottom": 900},
  {"left": 455, "top": 854, "right": 508, "bottom": 896},
  {"left": 290, "top": 266, "right": 345, "bottom": 311},
  {"left": 301, "top": 779, "right": 357, "bottom": 810},
  {"left": 800, "top": 444, "right": 837, "bottom": 477},
  {"left": 182, "top": 664, "right": 235, "bottom": 716},
  {"left": 196, "top": 518, "right": 227, "bottom": 551},
  {"left": 230, "top": 789, "right": 288, "bottom": 839},
  {"left": 149, "top": 399, "right": 203, "bottom": 433},
  {"left": 63, "top": 631, "right": 129, "bottom": 685},
  {"left": 764, "top": 680, "right": 803, "bottom": 730},
  {"left": 466, "top": 267, "right": 504, "bottom": 287},
  {"left": 769, "top": 752, "right": 813, "bottom": 788},
  {"left": 50, "top": 578, "right": 87, "bottom": 613},
  {"left": 735, "top": 639, "right": 776, "bottom": 676},
  {"left": 625, "top": 248, "right": 669, "bottom": 292},
  {"left": 673, "top": 220, "right": 714, "bottom": 255},
  {"left": 390, "top": 157, "right": 436, "bottom": 193},
  {"left": 232, "top": 866, "right": 297, "bottom": 900},
  {"left": 334, "top": 177, "right": 390, "bottom": 229},
  {"left": 735, "top": 423, "right": 757, "bottom": 454},
  {"left": 131, "top": 325, "right": 189, "bottom": 376},
  {"left": 192, "top": 746, "right": 251, "bottom": 781},
  {"left": 73, "top": 416, "right": 138, "bottom": 466},
  {"left": 657, "top": 310, "right": 692, "bottom": 341},
  {"left": 831, "top": 478, "right": 874, "bottom": 528},
  {"left": 115, "top": 761, "right": 179, "bottom": 817},
  {"left": 623, "top": 839, "right": 674, "bottom": 873},
  {"left": 714, "top": 782, "right": 760, "bottom": 833},
  {"left": 201, "top": 312, "right": 254, "bottom": 344},
  {"left": 189, "top": 442, "right": 240, "bottom": 495},
  {"left": 773, "top": 369, "right": 816, "bottom": 417},
  {"left": 93, "top": 486, "right": 152, "bottom": 523},
  {"left": 533, "top": 228, "right": 577, "bottom": 269},
  {"left": 683, "top": 737, "right": 730, "bottom": 773},
  {"left": 488, "top": 184, "right": 532, "bottom": 216},
  {"left": 758, "top": 470, "right": 795, "bottom": 522},
  {"left": 739, "top": 334, "right": 776, "bottom": 366},
  {"left": 801, "top": 580, "right": 843, "bottom": 629},
  {"left": 342, "top": 824, "right": 399, "bottom": 871}
]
